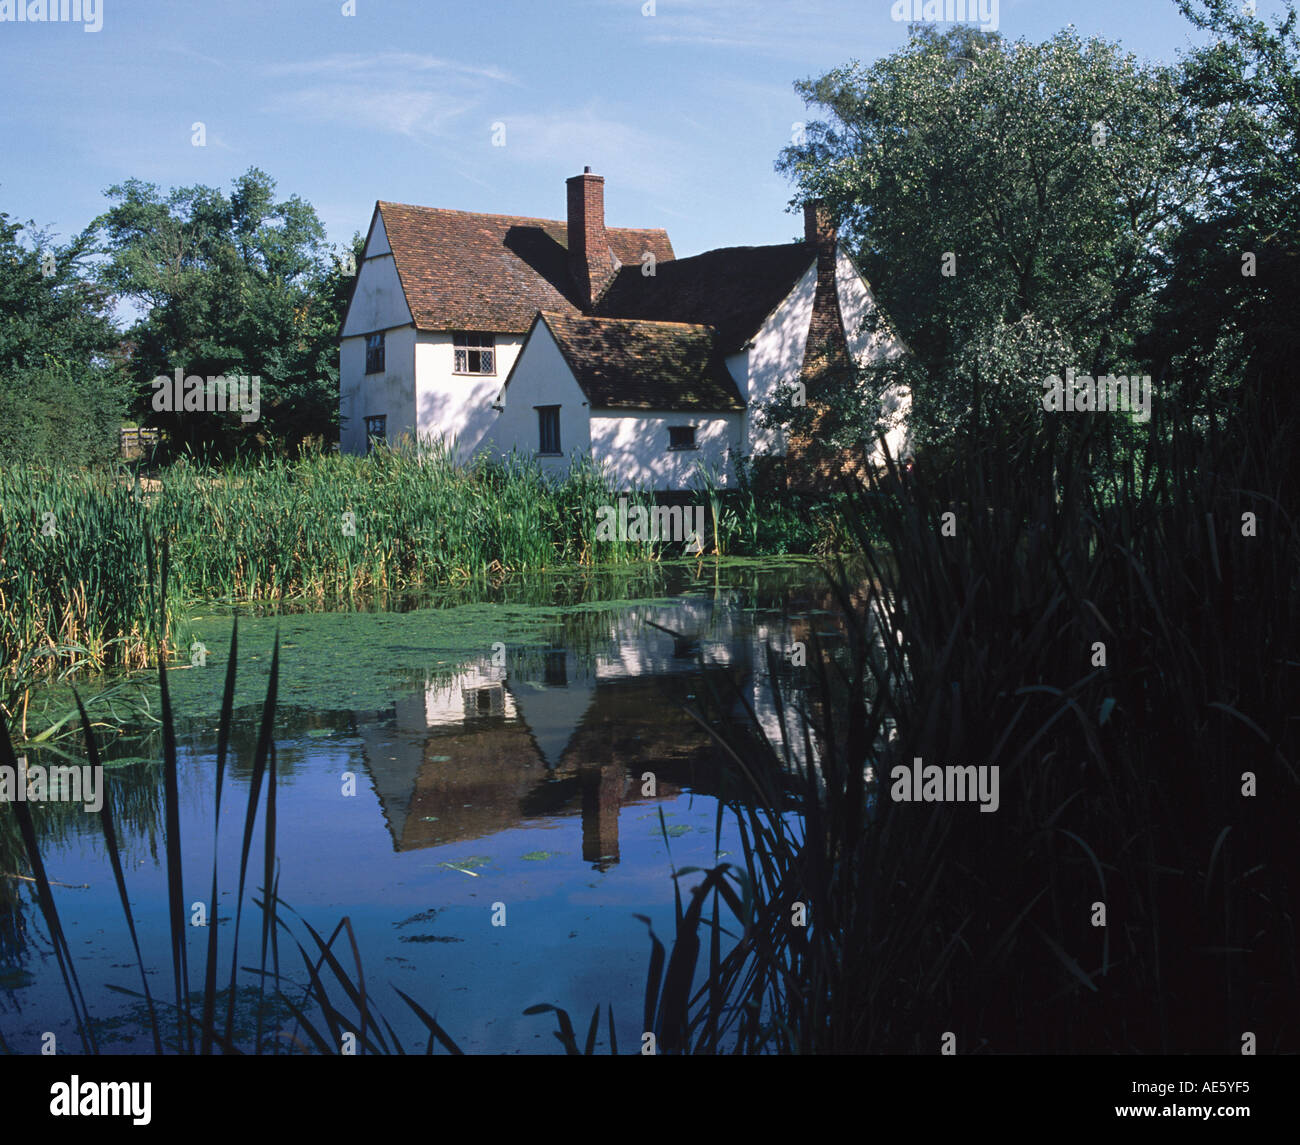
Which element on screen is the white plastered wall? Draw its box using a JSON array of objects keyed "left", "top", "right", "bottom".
[
  {"left": 737, "top": 259, "right": 818, "bottom": 456},
  {"left": 484, "top": 320, "right": 591, "bottom": 479},
  {"left": 415, "top": 332, "right": 526, "bottom": 458},
  {"left": 339, "top": 212, "right": 417, "bottom": 453},
  {"left": 589, "top": 411, "right": 742, "bottom": 492},
  {"left": 836, "top": 248, "right": 912, "bottom": 465}
]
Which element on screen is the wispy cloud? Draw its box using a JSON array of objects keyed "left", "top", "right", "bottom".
[
  {"left": 262, "top": 52, "right": 515, "bottom": 139},
  {"left": 266, "top": 52, "right": 519, "bottom": 85},
  {"left": 580, "top": 0, "right": 876, "bottom": 58},
  {"left": 267, "top": 87, "right": 477, "bottom": 138}
]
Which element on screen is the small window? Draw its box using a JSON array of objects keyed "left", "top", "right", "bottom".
[
  {"left": 464, "top": 682, "right": 505, "bottom": 719},
  {"left": 364, "top": 414, "right": 386, "bottom": 453},
  {"left": 668, "top": 425, "right": 697, "bottom": 450},
  {"left": 537, "top": 406, "right": 561, "bottom": 455},
  {"left": 365, "top": 332, "right": 385, "bottom": 374},
  {"left": 453, "top": 332, "right": 496, "bottom": 374}
]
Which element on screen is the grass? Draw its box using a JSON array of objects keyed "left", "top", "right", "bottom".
[{"left": 0, "top": 442, "right": 670, "bottom": 683}]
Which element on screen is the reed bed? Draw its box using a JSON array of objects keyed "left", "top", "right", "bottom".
[
  {"left": 0, "top": 443, "right": 658, "bottom": 681},
  {"left": 5, "top": 389, "right": 1294, "bottom": 1054},
  {"left": 645, "top": 393, "right": 1298, "bottom": 1053}
]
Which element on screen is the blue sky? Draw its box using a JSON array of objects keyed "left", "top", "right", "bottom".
[{"left": 0, "top": 0, "right": 1247, "bottom": 266}]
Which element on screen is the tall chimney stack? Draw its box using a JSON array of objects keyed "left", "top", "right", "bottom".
[
  {"left": 804, "top": 200, "right": 837, "bottom": 249},
  {"left": 567, "top": 167, "right": 617, "bottom": 310}
]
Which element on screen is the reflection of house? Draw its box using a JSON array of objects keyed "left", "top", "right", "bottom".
[
  {"left": 360, "top": 664, "right": 715, "bottom": 866},
  {"left": 579, "top": 764, "right": 625, "bottom": 871},
  {"left": 358, "top": 653, "right": 719, "bottom": 866},
  {"left": 356, "top": 597, "right": 849, "bottom": 866},
  {"left": 419, "top": 663, "right": 511, "bottom": 726}
]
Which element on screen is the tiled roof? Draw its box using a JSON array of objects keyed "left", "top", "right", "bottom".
[
  {"left": 593, "top": 242, "right": 817, "bottom": 353},
  {"left": 537, "top": 312, "right": 745, "bottom": 412},
  {"left": 375, "top": 202, "right": 674, "bottom": 333}
]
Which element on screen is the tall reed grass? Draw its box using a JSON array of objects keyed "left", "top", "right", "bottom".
[
  {"left": 0, "top": 442, "right": 661, "bottom": 682},
  {"left": 647, "top": 392, "right": 1298, "bottom": 1053}
]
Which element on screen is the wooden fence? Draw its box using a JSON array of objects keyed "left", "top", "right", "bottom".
[{"left": 119, "top": 427, "right": 160, "bottom": 459}]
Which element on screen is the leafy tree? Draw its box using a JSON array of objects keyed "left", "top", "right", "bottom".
[
  {"left": 773, "top": 24, "right": 1207, "bottom": 456},
  {"left": 93, "top": 168, "right": 352, "bottom": 458},
  {"left": 0, "top": 210, "right": 130, "bottom": 466},
  {"left": 1145, "top": 0, "right": 1300, "bottom": 485}
]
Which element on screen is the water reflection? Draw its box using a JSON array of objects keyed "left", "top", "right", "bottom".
[
  {"left": 358, "top": 599, "right": 789, "bottom": 868},
  {"left": 3, "top": 562, "right": 883, "bottom": 1050}
]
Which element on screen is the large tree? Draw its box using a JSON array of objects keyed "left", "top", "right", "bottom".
[
  {"left": 0, "top": 210, "right": 131, "bottom": 466},
  {"left": 93, "top": 168, "right": 353, "bottom": 457},
  {"left": 774, "top": 24, "right": 1209, "bottom": 456},
  {"left": 1145, "top": 0, "right": 1300, "bottom": 482}
]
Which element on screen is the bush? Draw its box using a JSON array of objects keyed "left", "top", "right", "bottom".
[{"left": 0, "top": 362, "right": 131, "bottom": 468}]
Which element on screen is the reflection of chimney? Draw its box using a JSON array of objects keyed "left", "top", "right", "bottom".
[
  {"left": 567, "top": 167, "right": 617, "bottom": 310},
  {"left": 580, "top": 763, "right": 623, "bottom": 871}
]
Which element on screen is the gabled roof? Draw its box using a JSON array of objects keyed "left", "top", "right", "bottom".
[
  {"left": 593, "top": 242, "right": 817, "bottom": 353},
  {"left": 534, "top": 311, "right": 745, "bottom": 412},
  {"left": 375, "top": 202, "right": 674, "bottom": 333}
]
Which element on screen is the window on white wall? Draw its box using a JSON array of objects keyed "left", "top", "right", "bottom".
[
  {"left": 537, "top": 406, "right": 561, "bottom": 455},
  {"left": 668, "top": 425, "right": 697, "bottom": 450},
  {"left": 364, "top": 414, "right": 386, "bottom": 453},
  {"left": 365, "top": 333, "right": 385, "bottom": 374},
  {"left": 453, "top": 332, "right": 496, "bottom": 374}
]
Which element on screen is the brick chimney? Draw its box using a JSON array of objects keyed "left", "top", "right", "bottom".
[
  {"left": 567, "top": 167, "right": 617, "bottom": 310},
  {"left": 804, "top": 200, "right": 837, "bottom": 250}
]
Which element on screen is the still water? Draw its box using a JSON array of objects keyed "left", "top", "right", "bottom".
[{"left": 1, "top": 560, "right": 852, "bottom": 1053}]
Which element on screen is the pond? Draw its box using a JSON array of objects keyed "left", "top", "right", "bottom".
[{"left": 1, "top": 558, "right": 858, "bottom": 1054}]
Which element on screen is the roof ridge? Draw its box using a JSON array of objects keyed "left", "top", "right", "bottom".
[
  {"left": 657, "top": 240, "right": 814, "bottom": 261},
  {"left": 376, "top": 201, "right": 668, "bottom": 234},
  {"left": 541, "top": 310, "right": 720, "bottom": 334}
]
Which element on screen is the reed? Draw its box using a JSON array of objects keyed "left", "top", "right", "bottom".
[
  {"left": 0, "top": 442, "right": 663, "bottom": 682},
  {"left": 656, "top": 389, "right": 1298, "bottom": 1053},
  {"left": 1, "top": 571, "right": 468, "bottom": 1054}
]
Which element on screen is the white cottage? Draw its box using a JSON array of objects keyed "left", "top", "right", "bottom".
[{"left": 339, "top": 168, "right": 908, "bottom": 489}]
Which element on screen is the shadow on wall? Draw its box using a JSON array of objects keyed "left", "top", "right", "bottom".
[
  {"left": 418, "top": 382, "right": 500, "bottom": 456},
  {"left": 590, "top": 416, "right": 740, "bottom": 492}
]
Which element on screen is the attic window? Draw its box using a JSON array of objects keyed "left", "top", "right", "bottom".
[
  {"left": 453, "top": 332, "right": 495, "bottom": 374},
  {"left": 365, "top": 332, "right": 385, "bottom": 374},
  {"left": 668, "top": 425, "right": 697, "bottom": 451}
]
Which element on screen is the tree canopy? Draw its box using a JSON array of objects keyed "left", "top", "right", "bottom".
[
  {"left": 771, "top": 10, "right": 1288, "bottom": 462},
  {"left": 0, "top": 210, "right": 130, "bottom": 466},
  {"left": 93, "top": 167, "right": 357, "bottom": 458}
]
